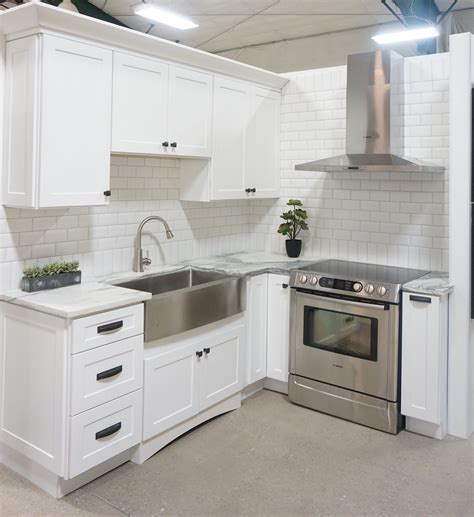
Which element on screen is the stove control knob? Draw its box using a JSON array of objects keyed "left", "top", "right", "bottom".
[
  {"left": 299, "top": 274, "right": 308, "bottom": 284},
  {"left": 365, "top": 284, "right": 375, "bottom": 295},
  {"left": 309, "top": 276, "right": 318, "bottom": 286},
  {"left": 377, "top": 286, "right": 387, "bottom": 297},
  {"left": 353, "top": 282, "right": 363, "bottom": 292}
]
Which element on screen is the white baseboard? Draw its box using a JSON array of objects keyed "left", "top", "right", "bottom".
[{"left": 406, "top": 417, "right": 447, "bottom": 440}]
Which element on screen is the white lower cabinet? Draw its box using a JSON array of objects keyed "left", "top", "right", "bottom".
[
  {"left": 246, "top": 274, "right": 268, "bottom": 384},
  {"left": 266, "top": 275, "right": 291, "bottom": 383},
  {"left": 401, "top": 292, "right": 449, "bottom": 439},
  {"left": 143, "top": 322, "right": 245, "bottom": 441}
]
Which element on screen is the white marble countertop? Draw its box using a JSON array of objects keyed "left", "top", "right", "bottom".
[
  {"left": 403, "top": 271, "right": 453, "bottom": 296},
  {"left": 104, "top": 251, "right": 320, "bottom": 285},
  {"left": 0, "top": 282, "right": 151, "bottom": 319}
]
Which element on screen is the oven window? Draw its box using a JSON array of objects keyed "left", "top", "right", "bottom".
[{"left": 303, "top": 306, "right": 378, "bottom": 361}]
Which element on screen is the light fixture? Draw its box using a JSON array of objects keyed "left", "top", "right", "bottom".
[
  {"left": 134, "top": 3, "right": 198, "bottom": 30},
  {"left": 372, "top": 26, "right": 440, "bottom": 45}
]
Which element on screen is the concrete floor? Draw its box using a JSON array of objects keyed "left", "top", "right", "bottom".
[{"left": 0, "top": 390, "right": 473, "bottom": 516}]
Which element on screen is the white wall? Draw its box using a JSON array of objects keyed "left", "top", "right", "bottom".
[
  {"left": 249, "top": 53, "right": 450, "bottom": 272},
  {"left": 0, "top": 157, "right": 253, "bottom": 290}
]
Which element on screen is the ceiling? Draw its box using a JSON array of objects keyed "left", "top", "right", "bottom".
[{"left": 86, "top": 0, "right": 473, "bottom": 53}]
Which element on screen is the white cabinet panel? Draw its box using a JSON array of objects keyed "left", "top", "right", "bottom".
[
  {"left": 266, "top": 275, "right": 290, "bottom": 383},
  {"left": 246, "top": 88, "right": 280, "bottom": 198},
  {"left": 143, "top": 343, "right": 199, "bottom": 440},
  {"left": 211, "top": 77, "right": 250, "bottom": 199},
  {"left": 199, "top": 326, "right": 244, "bottom": 411},
  {"left": 3, "top": 34, "right": 113, "bottom": 208},
  {"left": 247, "top": 275, "right": 268, "bottom": 384},
  {"left": 401, "top": 293, "right": 448, "bottom": 425},
  {"left": 69, "top": 390, "right": 142, "bottom": 478},
  {"left": 70, "top": 335, "right": 143, "bottom": 415},
  {"left": 111, "top": 53, "right": 169, "bottom": 155},
  {"left": 168, "top": 66, "right": 213, "bottom": 157}
]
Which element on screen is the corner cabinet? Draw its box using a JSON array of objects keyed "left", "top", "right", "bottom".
[
  {"left": 111, "top": 52, "right": 213, "bottom": 158},
  {"left": 401, "top": 292, "right": 449, "bottom": 439},
  {"left": 3, "top": 34, "right": 113, "bottom": 208},
  {"left": 180, "top": 80, "right": 281, "bottom": 201}
]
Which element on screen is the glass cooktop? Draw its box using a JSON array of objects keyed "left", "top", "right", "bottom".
[{"left": 300, "top": 259, "right": 428, "bottom": 286}]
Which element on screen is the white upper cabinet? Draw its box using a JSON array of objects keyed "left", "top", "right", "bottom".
[
  {"left": 181, "top": 80, "right": 281, "bottom": 202},
  {"left": 246, "top": 88, "right": 280, "bottom": 198},
  {"left": 167, "top": 66, "right": 213, "bottom": 158},
  {"left": 3, "top": 34, "right": 113, "bottom": 209},
  {"left": 111, "top": 54, "right": 213, "bottom": 158},
  {"left": 211, "top": 77, "right": 250, "bottom": 199},
  {"left": 111, "top": 53, "right": 169, "bottom": 155}
]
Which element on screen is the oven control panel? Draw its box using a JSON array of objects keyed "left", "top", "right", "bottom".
[{"left": 290, "top": 272, "right": 395, "bottom": 302}]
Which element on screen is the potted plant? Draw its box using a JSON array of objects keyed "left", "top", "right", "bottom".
[
  {"left": 21, "top": 260, "right": 81, "bottom": 292},
  {"left": 278, "top": 199, "right": 309, "bottom": 258}
]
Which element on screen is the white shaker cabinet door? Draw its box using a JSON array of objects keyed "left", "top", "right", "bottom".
[
  {"left": 143, "top": 342, "right": 199, "bottom": 440},
  {"left": 401, "top": 293, "right": 447, "bottom": 425},
  {"left": 111, "top": 52, "right": 169, "bottom": 155},
  {"left": 246, "top": 88, "right": 281, "bottom": 199},
  {"left": 246, "top": 274, "right": 268, "bottom": 385},
  {"left": 266, "top": 275, "right": 290, "bottom": 383},
  {"left": 211, "top": 77, "right": 250, "bottom": 200},
  {"left": 167, "top": 66, "right": 213, "bottom": 158},
  {"left": 199, "top": 325, "right": 245, "bottom": 411},
  {"left": 38, "top": 36, "right": 113, "bottom": 207}
]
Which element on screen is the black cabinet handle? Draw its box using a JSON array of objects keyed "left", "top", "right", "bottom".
[
  {"left": 170, "top": 142, "right": 178, "bottom": 148},
  {"left": 250, "top": 188, "right": 256, "bottom": 193},
  {"left": 162, "top": 141, "right": 169, "bottom": 147},
  {"left": 245, "top": 188, "right": 251, "bottom": 193},
  {"left": 103, "top": 190, "right": 111, "bottom": 197},
  {"left": 95, "top": 422, "right": 121, "bottom": 440},
  {"left": 282, "top": 283, "right": 288, "bottom": 289},
  {"left": 97, "top": 320, "right": 123, "bottom": 334},
  {"left": 203, "top": 347, "right": 210, "bottom": 355},
  {"left": 409, "top": 295, "right": 432, "bottom": 304},
  {"left": 196, "top": 350, "right": 203, "bottom": 358},
  {"left": 96, "top": 365, "right": 123, "bottom": 381}
]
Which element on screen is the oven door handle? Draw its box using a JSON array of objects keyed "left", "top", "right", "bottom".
[{"left": 296, "top": 292, "right": 388, "bottom": 311}]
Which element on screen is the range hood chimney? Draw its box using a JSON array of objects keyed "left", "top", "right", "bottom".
[{"left": 295, "top": 50, "right": 444, "bottom": 173}]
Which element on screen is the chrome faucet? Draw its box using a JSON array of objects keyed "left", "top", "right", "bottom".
[{"left": 133, "top": 216, "right": 174, "bottom": 272}]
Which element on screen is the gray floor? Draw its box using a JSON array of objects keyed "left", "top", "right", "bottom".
[{"left": 1, "top": 390, "right": 473, "bottom": 516}]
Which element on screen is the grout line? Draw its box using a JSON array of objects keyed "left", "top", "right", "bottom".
[{"left": 90, "top": 493, "right": 130, "bottom": 516}]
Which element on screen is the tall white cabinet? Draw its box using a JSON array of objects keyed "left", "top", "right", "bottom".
[
  {"left": 3, "top": 34, "right": 113, "bottom": 208},
  {"left": 401, "top": 292, "right": 449, "bottom": 439}
]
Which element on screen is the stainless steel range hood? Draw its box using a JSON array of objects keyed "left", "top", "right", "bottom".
[{"left": 296, "top": 50, "right": 444, "bottom": 173}]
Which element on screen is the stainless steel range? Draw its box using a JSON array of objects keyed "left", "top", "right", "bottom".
[{"left": 288, "top": 260, "right": 427, "bottom": 434}]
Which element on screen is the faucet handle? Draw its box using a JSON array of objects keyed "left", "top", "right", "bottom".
[{"left": 142, "top": 250, "right": 152, "bottom": 268}]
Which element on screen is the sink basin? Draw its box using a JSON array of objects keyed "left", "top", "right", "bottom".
[{"left": 116, "top": 268, "right": 245, "bottom": 342}]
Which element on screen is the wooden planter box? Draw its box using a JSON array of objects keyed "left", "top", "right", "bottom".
[{"left": 21, "top": 271, "right": 82, "bottom": 293}]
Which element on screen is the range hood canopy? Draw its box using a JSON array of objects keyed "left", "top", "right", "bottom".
[{"left": 296, "top": 50, "right": 444, "bottom": 173}]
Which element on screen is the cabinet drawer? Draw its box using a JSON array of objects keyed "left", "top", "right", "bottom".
[
  {"left": 70, "top": 335, "right": 143, "bottom": 415},
  {"left": 72, "top": 304, "right": 144, "bottom": 353},
  {"left": 69, "top": 390, "right": 142, "bottom": 478}
]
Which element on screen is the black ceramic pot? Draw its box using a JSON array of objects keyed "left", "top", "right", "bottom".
[{"left": 285, "top": 239, "right": 302, "bottom": 258}]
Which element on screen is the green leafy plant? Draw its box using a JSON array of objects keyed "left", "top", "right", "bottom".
[
  {"left": 277, "top": 199, "right": 309, "bottom": 240},
  {"left": 23, "top": 260, "right": 79, "bottom": 279}
]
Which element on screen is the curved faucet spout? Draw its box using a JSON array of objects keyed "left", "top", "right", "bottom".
[{"left": 133, "top": 216, "right": 174, "bottom": 272}]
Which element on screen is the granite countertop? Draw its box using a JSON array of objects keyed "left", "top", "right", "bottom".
[
  {"left": 403, "top": 271, "right": 453, "bottom": 296},
  {"left": 0, "top": 282, "right": 151, "bottom": 319}
]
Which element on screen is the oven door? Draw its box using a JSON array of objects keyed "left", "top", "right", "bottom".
[{"left": 292, "top": 290, "right": 398, "bottom": 400}]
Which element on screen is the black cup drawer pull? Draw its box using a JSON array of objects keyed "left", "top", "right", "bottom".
[
  {"left": 409, "top": 295, "right": 432, "bottom": 304},
  {"left": 203, "top": 347, "right": 211, "bottom": 354},
  {"left": 97, "top": 320, "right": 124, "bottom": 334},
  {"left": 96, "top": 365, "right": 123, "bottom": 381},
  {"left": 95, "top": 422, "right": 122, "bottom": 440}
]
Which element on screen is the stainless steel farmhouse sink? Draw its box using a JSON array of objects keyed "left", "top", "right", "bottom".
[{"left": 116, "top": 269, "right": 245, "bottom": 342}]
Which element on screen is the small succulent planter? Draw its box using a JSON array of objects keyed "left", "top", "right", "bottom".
[
  {"left": 21, "top": 261, "right": 81, "bottom": 293},
  {"left": 21, "top": 271, "right": 82, "bottom": 293}
]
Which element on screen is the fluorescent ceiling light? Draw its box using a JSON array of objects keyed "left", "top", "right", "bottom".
[
  {"left": 372, "top": 26, "right": 439, "bottom": 45},
  {"left": 134, "top": 4, "right": 198, "bottom": 30}
]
